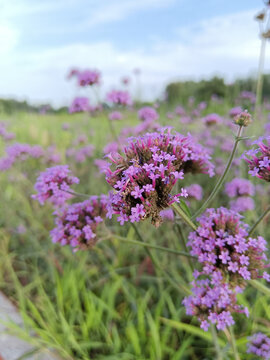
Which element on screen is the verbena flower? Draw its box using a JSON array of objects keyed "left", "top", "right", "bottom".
[
  {"left": 229, "top": 107, "right": 242, "bottom": 118},
  {"left": 225, "top": 178, "right": 255, "bottom": 197},
  {"left": 69, "top": 97, "right": 90, "bottom": 113},
  {"left": 106, "top": 90, "right": 132, "bottom": 106},
  {"left": 32, "top": 165, "right": 79, "bottom": 206},
  {"left": 77, "top": 69, "right": 100, "bottom": 86},
  {"left": 105, "top": 128, "right": 214, "bottom": 226},
  {"left": 109, "top": 111, "right": 123, "bottom": 121},
  {"left": 230, "top": 196, "right": 255, "bottom": 213},
  {"left": 242, "top": 136, "right": 270, "bottom": 182},
  {"left": 187, "top": 207, "right": 270, "bottom": 286},
  {"left": 138, "top": 107, "right": 159, "bottom": 122},
  {"left": 247, "top": 333, "right": 270, "bottom": 359},
  {"left": 234, "top": 110, "right": 252, "bottom": 127},
  {"left": 0, "top": 143, "right": 44, "bottom": 171},
  {"left": 186, "top": 184, "right": 203, "bottom": 201},
  {"left": 50, "top": 195, "right": 108, "bottom": 251},
  {"left": 203, "top": 113, "right": 222, "bottom": 126},
  {"left": 183, "top": 277, "right": 248, "bottom": 331}
]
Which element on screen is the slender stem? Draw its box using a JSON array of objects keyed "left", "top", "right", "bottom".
[
  {"left": 175, "top": 224, "right": 194, "bottom": 273},
  {"left": 172, "top": 203, "right": 197, "bottom": 231},
  {"left": 129, "top": 224, "right": 191, "bottom": 295},
  {"left": 229, "top": 327, "right": 240, "bottom": 360},
  {"left": 255, "top": 36, "right": 266, "bottom": 118},
  {"left": 249, "top": 205, "right": 270, "bottom": 236},
  {"left": 249, "top": 279, "right": 270, "bottom": 296},
  {"left": 107, "top": 116, "right": 119, "bottom": 144},
  {"left": 210, "top": 324, "right": 223, "bottom": 360},
  {"left": 111, "top": 235, "right": 196, "bottom": 258},
  {"left": 192, "top": 126, "right": 243, "bottom": 220},
  {"left": 63, "top": 189, "right": 90, "bottom": 198}
]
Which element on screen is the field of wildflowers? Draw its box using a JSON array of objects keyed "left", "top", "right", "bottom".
[{"left": 0, "top": 67, "right": 270, "bottom": 359}]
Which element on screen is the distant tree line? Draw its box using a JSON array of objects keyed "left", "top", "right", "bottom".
[
  {"left": 0, "top": 98, "right": 68, "bottom": 114},
  {"left": 165, "top": 74, "right": 270, "bottom": 105}
]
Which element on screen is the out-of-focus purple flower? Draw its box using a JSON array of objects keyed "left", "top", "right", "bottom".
[
  {"left": 265, "top": 121, "right": 270, "bottom": 134},
  {"left": 0, "top": 143, "right": 44, "bottom": 171},
  {"left": 109, "top": 111, "right": 123, "bottom": 121},
  {"left": 247, "top": 333, "right": 270, "bottom": 359},
  {"left": 50, "top": 195, "right": 108, "bottom": 251},
  {"left": 105, "top": 128, "right": 214, "bottom": 226},
  {"left": 0, "top": 123, "right": 15, "bottom": 141},
  {"left": 62, "top": 123, "right": 70, "bottom": 131},
  {"left": 203, "top": 113, "right": 222, "bottom": 126},
  {"left": 183, "top": 277, "right": 248, "bottom": 331},
  {"left": 32, "top": 165, "right": 79, "bottom": 206},
  {"left": 69, "top": 97, "right": 90, "bottom": 113},
  {"left": 225, "top": 178, "right": 255, "bottom": 197},
  {"left": 229, "top": 106, "right": 242, "bottom": 118},
  {"left": 94, "top": 159, "right": 111, "bottom": 173},
  {"left": 230, "top": 196, "right": 255, "bottom": 213},
  {"left": 138, "top": 107, "right": 159, "bottom": 122},
  {"left": 239, "top": 91, "right": 256, "bottom": 104},
  {"left": 67, "top": 68, "right": 79, "bottom": 79},
  {"left": 242, "top": 136, "right": 270, "bottom": 182},
  {"left": 186, "top": 184, "right": 203, "bottom": 201},
  {"left": 106, "top": 90, "right": 132, "bottom": 106},
  {"left": 77, "top": 69, "right": 100, "bottom": 86},
  {"left": 175, "top": 106, "right": 186, "bottom": 116},
  {"left": 160, "top": 209, "right": 175, "bottom": 221},
  {"left": 166, "top": 112, "right": 174, "bottom": 119},
  {"left": 121, "top": 76, "right": 130, "bottom": 85},
  {"left": 187, "top": 207, "right": 270, "bottom": 285}
]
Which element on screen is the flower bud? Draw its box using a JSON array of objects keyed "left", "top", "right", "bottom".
[{"left": 234, "top": 110, "right": 252, "bottom": 127}]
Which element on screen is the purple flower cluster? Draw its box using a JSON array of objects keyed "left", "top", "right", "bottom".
[
  {"left": 105, "top": 128, "right": 214, "bottom": 226},
  {"left": 106, "top": 90, "right": 132, "bottom": 106},
  {"left": 50, "top": 195, "right": 108, "bottom": 251},
  {"left": 183, "top": 277, "right": 248, "bottom": 331},
  {"left": 247, "top": 333, "right": 270, "bottom": 359},
  {"left": 184, "top": 207, "right": 270, "bottom": 331},
  {"left": 0, "top": 122, "right": 15, "bottom": 141},
  {"left": 108, "top": 111, "right": 123, "bottom": 121},
  {"left": 32, "top": 165, "right": 79, "bottom": 206},
  {"left": 229, "top": 107, "right": 242, "bottom": 118},
  {"left": 137, "top": 107, "right": 159, "bottom": 122},
  {"left": 225, "top": 178, "right": 255, "bottom": 197},
  {"left": 203, "top": 113, "right": 222, "bottom": 126},
  {"left": 69, "top": 97, "right": 90, "bottom": 113},
  {"left": 186, "top": 184, "right": 203, "bottom": 201},
  {"left": 77, "top": 69, "right": 100, "bottom": 86},
  {"left": 187, "top": 207, "right": 269, "bottom": 286},
  {"left": 66, "top": 145, "right": 95, "bottom": 163},
  {"left": 242, "top": 136, "right": 270, "bottom": 182},
  {"left": 0, "top": 143, "right": 44, "bottom": 171},
  {"left": 224, "top": 178, "right": 255, "bottom": 212}
]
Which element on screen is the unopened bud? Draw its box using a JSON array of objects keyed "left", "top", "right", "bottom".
[{"left": 234, "top": 110, "right": 252, "bottom": 127}]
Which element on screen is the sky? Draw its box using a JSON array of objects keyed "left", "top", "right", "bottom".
[{"left": 0, "top": 0, "right": 269, "bottom": 107}]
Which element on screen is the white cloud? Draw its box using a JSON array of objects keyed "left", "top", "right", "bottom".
[
  {"left": 0, "top": 7, "right": 268, "bottom": 106},
  {"left": 82, "top": 0, "right": 176, "bottom": 28}
]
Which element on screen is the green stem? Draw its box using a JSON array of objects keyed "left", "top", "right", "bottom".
[
  {"left": 249, "top": 205, "right": 270, "bottom": 236},
  {"left": 172, "top": 203, "right": 197, "bottom": 231},
  {"left": 229, "top": 327, "right": 240, "bottom": 360},
  {"left": 107, "top": 116, "right": 119, "bottom": 144},
  {"left": 211, "top": 324, "right": 223, "bottom": 360},
  {"left": 192, "top": 126, "right": 243, "bottom": 220},
  {"left": 111, "top": 235, "right": 196, "bottom": 259},
  {"left": 175, "top": 224, "right": 194, "bottom": 273},
  {"left": 64, "top": 189, "right": 90, "bottom": 198},
  {"left": 249, "top": 279, "right": 270, "bottom": 296},
  {"left": 129, "top": 224, "right": 191, "bottom": 295},
  {"left": 255, "top": 36, "right": 266, "bottom": 118}
]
